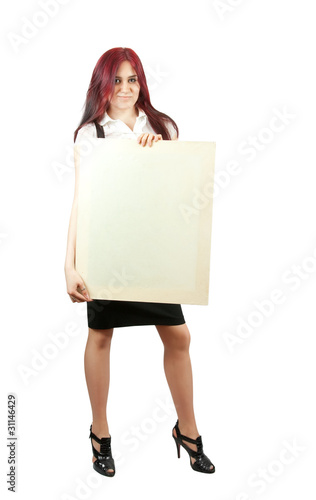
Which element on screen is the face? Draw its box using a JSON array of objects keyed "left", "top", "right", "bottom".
[{"left": 109, "top": 60, "right": 140, "bottom": 111}]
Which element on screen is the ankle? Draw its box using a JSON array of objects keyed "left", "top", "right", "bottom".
[
  {"left": 177, "top": 420, "right": 199, "bottom": 437},
  {"left": 92, "top": 421, "right": 110, "bottom": 436}
]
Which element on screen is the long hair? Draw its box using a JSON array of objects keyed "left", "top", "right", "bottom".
[{"left": 74, "top": 47, "right": 179, "bottom": 142}]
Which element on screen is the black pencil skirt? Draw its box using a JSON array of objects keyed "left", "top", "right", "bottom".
[{"left": 87, "top": 299, "right": 186, "bottom": 329}]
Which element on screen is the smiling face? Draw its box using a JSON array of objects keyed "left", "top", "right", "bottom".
[{"left": 109, "top": 60, "right": 140, "bottom": 112}]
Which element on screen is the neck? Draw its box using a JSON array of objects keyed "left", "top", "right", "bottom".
[{"left": 107, "top": 105, "right": 139, "bottom": 121}]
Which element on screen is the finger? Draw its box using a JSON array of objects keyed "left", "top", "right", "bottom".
[
  {"left": 137, "top": 133, "right": 148, "bottom": 145},
  {"left": 147, "top": 134, "right": 155, "bottom": 147},
  {"left": 141, "top": 133, "right": 149, "bottom": 147},
  {"left": 69, "top": 292, "right": 86, "bottom": 303},
  {"left": 78, "top": 284, "right": 93, "bottom": 301},
  {"left": 151, "top": 134, "right": 162, "bottom": 145},
  {"left": 68, "top": 286, "right": 92, "bottom": 303}
]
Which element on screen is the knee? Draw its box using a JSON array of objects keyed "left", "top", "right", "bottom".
[
  {"left": 164, "top": 326, "right": 191, "bottom": 352},
  {"left": 88, "top": 328, "right": 113, "bottom": 349}
]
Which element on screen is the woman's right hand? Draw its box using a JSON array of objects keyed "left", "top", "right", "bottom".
[{"left": 65, "top": 267, "right": 93, "bottom": 303}]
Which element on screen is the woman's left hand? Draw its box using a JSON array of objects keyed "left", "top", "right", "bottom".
[{"left": 137, "top": 133, "right": 163, "bottom": 147}]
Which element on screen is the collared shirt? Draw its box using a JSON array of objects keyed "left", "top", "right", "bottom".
[{"left": 75, "top": 108, "right": 177, "bottom": 142}]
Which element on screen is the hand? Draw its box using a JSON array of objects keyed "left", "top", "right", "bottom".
[
  {"left": 65, "top": 267, "right": 93, "bottom": 303},
  {"left": 137, "top": 133, "right": 163, "bottom": 147}
]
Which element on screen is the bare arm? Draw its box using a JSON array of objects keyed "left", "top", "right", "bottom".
[
  {"left": 65, "top": 125, "right": 96, "bottom": 273},
  {"left": 64, "top": 144, "right": 92, "bottom": 302},
  {"left": 64, "top": 147, "right": 80, "bottom": 272},
  {"left": 64, "top": 199, "right": 78, "bottom": 271}
]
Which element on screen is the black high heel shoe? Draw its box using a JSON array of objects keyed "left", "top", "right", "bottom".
[
  {"left": 89, "top": 424, "right": 115, "bottom": 477},
  {"left": 172, "top": 419, "right": 215, "bottom": 474}
]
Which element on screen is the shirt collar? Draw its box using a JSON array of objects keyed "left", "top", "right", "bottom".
[{"left": 99, "top": 108, "right": 147, "bottom": 126}]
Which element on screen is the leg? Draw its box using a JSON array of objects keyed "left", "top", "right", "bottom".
[
  {"left": 84, "top": 327, "right": 114, "bottom": 472},
  {"left": 156, "top": 323, "right": 214, "bottom": 470}
]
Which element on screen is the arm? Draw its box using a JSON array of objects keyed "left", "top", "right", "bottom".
[
  {"left": 64, "top": 196, "right": 78, "bottom": 272},
  {"left": 65, "top": 124, "right": 96, "bottom": 272},
  {"left": 64, "top": 147, "right": 80, "bottom": 272},
  {"left": 64, "top": 138, "right": 93, "bottom": 302}
]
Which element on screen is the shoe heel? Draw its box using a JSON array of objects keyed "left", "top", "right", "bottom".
[
  {"left": 172, "top": 420, "right": 215, "bottom": 473},
  {"left": 89, "top": 424, "right": 115, "bottom": 477},
  {"left": 173, "top": 435, "right": 181, "bottom": 458}
]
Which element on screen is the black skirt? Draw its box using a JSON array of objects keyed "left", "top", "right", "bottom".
[{"left": 87, "top": 299, "right": 185, "bottom": 329}]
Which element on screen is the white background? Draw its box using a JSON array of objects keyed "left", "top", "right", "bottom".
[{"left": 1, "top": 0, "right": 315, "bottom": 498}]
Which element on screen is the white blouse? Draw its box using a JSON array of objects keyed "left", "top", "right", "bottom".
[{"left": 75, "top": 108, "right": 178, "bottom": 142}]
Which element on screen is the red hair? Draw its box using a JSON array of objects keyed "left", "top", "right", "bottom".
[{"left": 74, "top": 47, "right": 179, "bottom": 142}]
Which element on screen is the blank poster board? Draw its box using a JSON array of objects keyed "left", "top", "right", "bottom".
[{"left": 75, "top": 138, "right": 216, "bottom": 304}]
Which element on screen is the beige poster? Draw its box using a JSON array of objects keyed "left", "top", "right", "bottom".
[{"left": 75, "top": 138, "right": 216, "bottom": 304}]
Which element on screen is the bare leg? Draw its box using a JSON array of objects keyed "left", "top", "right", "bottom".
[
  {"left": 84, "top": 327, "right": 114, "bottom": 473},
  {"left": 156, "top": 323, "right": 214, "bottom": 470}
]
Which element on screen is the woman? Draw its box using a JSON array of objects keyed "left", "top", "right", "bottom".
[{"left": 64, "top": 47, "right": 215, "bottom": 477}]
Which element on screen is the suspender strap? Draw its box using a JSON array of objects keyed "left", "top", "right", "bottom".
[{"left": 94, "top": 121, "right": 105, "bottom": 138}]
